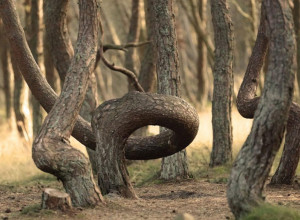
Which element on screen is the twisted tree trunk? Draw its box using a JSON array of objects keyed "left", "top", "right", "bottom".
[
  {"left": 227, "top": 1, "right": 295, "bottom": 218},
  {"left": 235, "top": 0, "right": 300, "bottom": 185},
  {"left": 209, "top": 0, "right": 234, "bottom": 167},
  {"left": 44, "top": 0, "right": 98, "bottom": 173},
  {"left": 92, "top": 92, "right": 199, "bottom": 198}
]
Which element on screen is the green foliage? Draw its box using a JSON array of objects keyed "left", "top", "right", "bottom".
[
  {"left": 20, "top": 204, "right": 54, "bottom": 217},
  {"left": 242, "top": 204, "right": 300, "bottom": 220}
]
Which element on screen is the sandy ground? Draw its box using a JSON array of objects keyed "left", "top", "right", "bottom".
[{"left": 1, "top": 178, "right": 300, "bottom": 220}]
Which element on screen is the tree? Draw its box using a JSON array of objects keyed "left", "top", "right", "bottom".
[
  {"left": 145, "top": 0, "right": 190, "bottom": 180},
  {"left": 93, "top": 92, "right": 199, "bottom": 197},
  {"left": 209, "top": 0, "right": 234, "bottom": 167},
  {"left": 28, "top": 0, "right": 45, "bottom": 136},
  {"left": 44, "top": 0, "right": 98, "bottom": 173},
  {"left": 227, "top": 0, "right": 295, "bottom": 218}
]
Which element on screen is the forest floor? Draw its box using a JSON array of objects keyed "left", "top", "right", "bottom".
[{"left": 1, "top": 108, "right": 300, "bottom": 220}]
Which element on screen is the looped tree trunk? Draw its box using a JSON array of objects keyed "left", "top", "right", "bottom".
[{"left": 92, "top": 92, "right": 199, "bottom": 198}]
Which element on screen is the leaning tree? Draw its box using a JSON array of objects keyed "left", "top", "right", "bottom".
[
  {"left": 236, "top": 0, "right": 300, "bottom": 185},
  {"left": 0, "top": 0, "right": 199, "bottom": 205},
  {"left": 227, "top": 0, "right": 295, "bottom": 218}
]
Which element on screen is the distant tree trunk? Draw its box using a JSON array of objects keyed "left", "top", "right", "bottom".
[
  {"left": 209, "top": 0, "right": 234, "bottom": 167},
  {"left": 147, "top": 0, "right": 188, "bottom": 180},
  {"left": 294, "top": 0, "right": 300, "bottom": 94},
  {"left": 44, "top": 0, "right": 98, "bottom": 174},
  {"left": 28, "top": 0, "right": 44, "bottom": 136},
  {"left": 197, "top": 0, "right": 208, "bottom": 108},
  {"left": 0, "top": 27, "right": 13, "bottom": 126},
  {"left": 126, "top": 0, "right": 141, "bottom": 91},
  {"left": 138, "top": 0, "right": 156, "bottom": 93},
  {"left": 93, "top": 92, "right": 199, "bottom": 197},
  {"left": 227, "top": 1, "right": 295, "bottom": 218},
  {"left": 11, "top": 58, "right": 31, "bottom": 141},
  {"left": 44, "top": 38, "right": 59, "bottom": 93}
]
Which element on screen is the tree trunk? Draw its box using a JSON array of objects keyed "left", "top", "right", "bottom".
[
  {"left": 209, "top": 0, "right": 234, "bottom": 167},
  {"left": 147, "top": 0, "right": 189, "bottom": 180},
  {"left": 92, "top": 92, "right": 199, "bottom": 197},
  {"left": 126, "top": 0, "right": 141, "bottom": 91},
  {"left": 44, "top": 0, "right": 98, "bottom": 174},
  {"left": 197, "top": 0, "right": 208, "bottom": 108},
  {"left": 11, "top": 58, "right": 31, "bottom": 141},
  {"left": 227, "top": 1, "right": 295, "bottom": 218},
  {"left": 28, "top": 0, "right": 44, "bottom": 136},
  {"left": 294, "top": 0, "right": 300, "bottom": 96},
  {"left": 0, "top": 28, "right": 13, "bottom": 127}
]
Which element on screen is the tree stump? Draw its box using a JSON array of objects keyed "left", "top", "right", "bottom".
[{"left": 41, "top": 188, "right": 72, "bottom": 211}]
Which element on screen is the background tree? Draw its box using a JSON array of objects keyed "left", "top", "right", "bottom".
[{"left": 209, "top": 0, "right": 234, "bottom": 167}]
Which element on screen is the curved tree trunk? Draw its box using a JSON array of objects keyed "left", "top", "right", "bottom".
[
  {"left": 235, "top": 1, "right": 300, "bottom": 185},
  {"left": 209, "top": 0, "right": 234, "bottom": 167},
  {"left": 44, "top": 0, "right": 98, "bottom": 173},
  {"left": 0, "top": 0, "right": 103, "bottom": 206},
  {"left": 28, "top": 0, "right": 44, "bottom": 136},
  {"left": 92, "top": 92, "right": 199, "bottom": 198},
  {"left": 227, "top": 1, "right": 295, "bottom": 218}
]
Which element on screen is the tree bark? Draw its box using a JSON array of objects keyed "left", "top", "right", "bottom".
[
  {"left": 235, "top": 1, "right": 300, "bottom": 186},
  {"left": 209, "top": 0, "right": 234, "bottom": 167},
  {"left": 227, "top": 1, "right": 295, "bottom": 218},
  {"left": 92, "top": 92, "right": 199, "bottom": 197},
  {"left": 28, "top": 0, "right": 44, "bottom": 136},
  {"left": 44, "top": 0, "right": 98, "bottom": 173}
]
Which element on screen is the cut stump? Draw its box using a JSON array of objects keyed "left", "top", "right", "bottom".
[{"left": 41, "top": 188, "right": 72, "bottom": 211}]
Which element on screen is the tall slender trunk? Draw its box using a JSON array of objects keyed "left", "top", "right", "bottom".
[
  {"left": 126, "top": 0, "right": 141, "bottom": 91},
  {"left": 28, "top": 0, "right": 44, "bottom": 136},
  {"left": 147, "top": 0, "right": 189, "bottom": 180},
  {"left": 227, "top": 1, "right": 295, "bottom": 218},
  {"left": 0, "top": 29, "right": 13, "bottom": 127},
  {"left": 209, "top": 0, "right": 234, "bottom": 167}
]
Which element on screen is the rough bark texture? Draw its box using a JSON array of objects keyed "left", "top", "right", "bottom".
[
  {"left": 41, "top": 188, "right": 72, "bottom": 211},
  {"left": 209, "top": 0, "right": 234, "bottom": 167},
  {"left": 92, "top": 92, "right": 199, "bottom": 198},
  {"left": 227, "top": 1, "right": 295, "bottom": 218},
  {"left": 236, "top": 1, "right": 300, "bottom": 185},
  {"left": 29, "top": 0, "right": 44, "bottom": 136},
  {"left": 147, "top": 0, "right": 189, "bottom": 180},
  {"left": 44, "top": 0, "right": 98, "bottom": 173}
]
